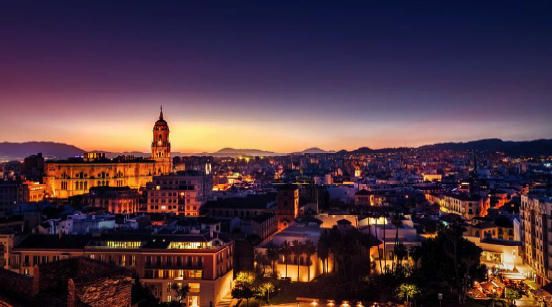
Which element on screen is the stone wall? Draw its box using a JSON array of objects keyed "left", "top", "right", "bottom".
[
  {"left": 69, "top": 276, "right": 132, "bottom": 307},
  {"left": 0, "top": 257, "right": 132, "bottom": 307}
]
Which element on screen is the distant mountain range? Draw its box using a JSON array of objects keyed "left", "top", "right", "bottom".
[
  {"left": 416, "top": 138, "right": 552, "bottom": 156},
  {"left": 0, "top": 142, "right": 84, "bottom": 161},
  {"left": 1, "top": 138, "right": 551, "bottom": 160},
  {"left": 291, "top": 147, "right": 335, "bottom": 155},
  {"left": 347, "top": 138, "right": 552, "bottom": 156},
  {"left": 212, "top": 148, "right": 282, "bottom": 157}
]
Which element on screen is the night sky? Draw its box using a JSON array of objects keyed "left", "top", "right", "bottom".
[{"left": 1, "top": 1, "right": 551, "bottom": 152}]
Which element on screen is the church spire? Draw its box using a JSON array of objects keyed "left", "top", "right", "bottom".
[{"left": 159, "top": 105, "right": 164, "bottom": 120}]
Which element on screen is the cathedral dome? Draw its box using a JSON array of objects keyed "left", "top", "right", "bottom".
[{"left": 154, "top": 106, "right": 169, "bottom": 129}]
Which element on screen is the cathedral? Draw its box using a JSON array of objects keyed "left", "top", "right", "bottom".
[{"left": 44, "top": 108, "right": 172, "bottom": 198}]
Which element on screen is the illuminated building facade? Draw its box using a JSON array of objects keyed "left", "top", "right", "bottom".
[
  {"left": 20, "top": 181, "right": 46, "bottom": 203},
  {"left": 43, "top": 109, "right": 172, "bottom": 198},
  {"left": 146, "top": 171, "right": 212, "bottom": 216},
  {"left": 151, "top": 106, "right": 172, "bottom": 175},
  {"left": 354, "top": 189, "right": 387, "bottom": 206},
  {"left": 83, "top": 186, "right": 140, "bottom": 214},
  {"left": 520, "top": 194, "right": 552, "bottom": 285},
  {"left": 439, "top": 194, "right": 487, "bottom": 220},
  {"left": 9, "top": 233, "right": 233, "bottom": 306},
  {"left": 276, "top": 184, "right": 299, "bottom": 230}
]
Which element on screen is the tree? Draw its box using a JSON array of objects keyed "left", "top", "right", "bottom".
[
  {"left": 254, "top": 251, "right": 269, "bottom": 277},
  {"left": 304, "top": 240, "right": 316, "bottom": 281},
  {"left": 131, "top": 275, "right": 159, "bottom": 306},
  {"left": 373, "top": 209, "right": 384, "bottom": 274},
  {"left": 281, "top": 241, "right": 291, "bottom": 279},
  {"left": 396, "top": 283, "right": 419, "bottom": 306},
  {"left": 170, "top": 283, "right": 190, "bottom": 306},
  {"left": 505, "top": 287, "right": 521, "bottom": 306},
  {"left": 257, "top": 282, "right": 275, "bottom": 304},
  {"left": 324, "top": 225, "right": 377, "bottom": 283},
  {"left": 391, "top": 209, "right": 403, "bottom": 273},
  {"left": 413, "top": 224, "right": 486, "bottom": 304},
  {"left": 394, "top": 242, "right": 408, "bottom": 270},
  {"left": 235, "top": 271, "right": 255, "bottom": 285},
  {"left": 292, "top": 240, "right": 303, "bottom": 282},
  {"left": 317, "top": 232, "right": 330, "bottom": 274},
  {"left": 381, "top": 208, "right": 388, "bottom": 273},
  {"left": 266, "top": 245, "right": 280, "bottom": 277},
  {"left": 232, "top": 287, "right": 254, "bottom": 307},
  {"left": 232, "top": 271, "right": 256, "bottom": 307}
]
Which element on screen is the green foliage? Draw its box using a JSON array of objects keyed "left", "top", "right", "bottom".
[
  {"left": 232, "top": 286, "right": 255, "bottom": 301},
  {"left": 319, "top": 226, "right": 377, "bottom": 282},
  {"left": 169, "top": 282, "right": 189, "bottom": 304},
  {"left": 256, "top": 282, "right": 275, "bottom": 303},
  {"left": 233, "top": 271, "right": 256, "bottom": 302},
  {"left": 412, "top": 224, "right": 486, "bottom": 304},
  {"left": 235, "top": 271, "right": 255, "bottom": 286},
  {"left": 504, "top": 287, "right": 521, "bottom": 303},
  {"left": 396, "top": 283, "right": 420, "bottom": 303},
  {"left": 131, "top": 275, "right": 160, "bottom": 307}
]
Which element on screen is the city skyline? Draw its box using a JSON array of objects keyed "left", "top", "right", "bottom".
[
  {"left": 1, "top": 1, "right": 551, "bottom": 152},
  {"left": 2, "top": 109, "right": 550, "bottom": 154},
  {"left": 1, "top": 2, "right": 552, "bottom": 306}
]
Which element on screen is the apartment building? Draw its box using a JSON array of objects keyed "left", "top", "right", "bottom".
[
  {"left": 520, "top": 193, "right": 552, "bottom": 285},
  {"left": 8, "top": 233, "right": 233, "bottom": 306}
]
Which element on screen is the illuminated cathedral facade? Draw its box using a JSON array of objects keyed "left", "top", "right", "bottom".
[{"left": 44, "top": 108, "right": 172, "bottom": 198}]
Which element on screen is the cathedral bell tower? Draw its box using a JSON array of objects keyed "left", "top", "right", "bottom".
[{"left": 151, "top": 106, "right": 171, "bottom": 174}]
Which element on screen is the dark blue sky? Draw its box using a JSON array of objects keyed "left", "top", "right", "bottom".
[{"left": 1, "top": 1, "right": 551, "bottom": 151}]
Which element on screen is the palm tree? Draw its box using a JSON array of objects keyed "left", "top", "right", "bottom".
[
  {"left": 395, "top": 242, "right": 408, "bottom": 270},
  {"left": 391, "top": 209, "right": 402, "bottom": 272},
  {"left": 254, "top": 251, "right": 268, "bottom": 276},
  {"left": 381, "top": 208, "right": 388, "bottom": 273},
  {"left": 281, "top": 241, "right": 291, "bottom": 279},
  {"left": 258, "top": 282, "right": 275, "bottom": 304},
  {"left": 373, "top": 209, "right": 384, "bottom": 274},
  {"left": 396, "top": 283, "right": 419, "bottom": 307},
  {"left": 304, "top": 240, "right": 316, "bottom": 281},
  {"left": 317, "top": 231, "right": 329, "bottom": 274},
  {"left": 266, "top": 245, "right": 280, "bottom": 277},
  {"left": 292, "top": 240, "right": 303, "bottom": 282}
]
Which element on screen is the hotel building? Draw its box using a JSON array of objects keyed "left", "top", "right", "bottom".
[
  {"left": 83, "top": 186, "right": 141, "bottom": 214},
  {"left": 437, "top": 193, "right": 488, "bottom": 220},
  {"left": 520, "top": 193, "right": 552, "bottom": 285},
  {"left": 146, "top": 171, "right": 213, "bottom": 216},
  {"left": 8, "top": 233, "right": 233, "bottom": 306}
]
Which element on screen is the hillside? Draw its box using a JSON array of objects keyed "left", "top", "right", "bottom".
[{"left": 0, "top": 142, "right": 85, "bottom": 160}]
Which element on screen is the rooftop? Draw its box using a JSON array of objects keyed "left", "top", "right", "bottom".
[
  {"left": 203, "top": 193, "right": 276, "bottom": 210},
  {"left": 15, "top": 233, "right": 230, "bottom": 251},
  {"left": 46, "top": 156, "right": 155, "bottom": 164}
]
